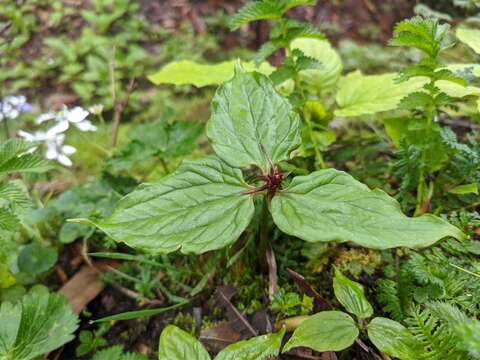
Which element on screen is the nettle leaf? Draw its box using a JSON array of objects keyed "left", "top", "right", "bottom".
[
  {"left": 368, "top": 317, "right": 422, "bottom": 360},
  {"left": 215, "top": 328, "right": 285, "bottom": 360},
  {"left": 456, "top": 27, "right": 480, "bottom": 55},
  {"left": 283, "top": 311, "right": 359, "bottom": 353},
  {"left": 271, "top": 168, "right": 465, "bottom": 249},
  {"left": 390, "top": 16, "right": 450, "bottom": 57},
  {"left": 158, "top": 325, "right": 210, "bottom": 360},
  {"left": 92, "top": 156, "right": 255, "bottom": 254},
  {"left": 229, "top": 0, "right": 315, "bottom": 30},
  {"left": 148, "top": 60, "right": 275, "bottom": 88},
  {"left": 335, "top": 71, "right": 427, "bottom": 117},
  {"left": 333, "top": 269, "right": 373, "bottom": 319},
  {"left": 291, "top": 37, "right": 343, "bottom": 94},
  {"left": 0, "top": 291, "right": 79, "bottom": 360},
  {"left": 207, "top": 69, "right": 301, "bottom": 172}
]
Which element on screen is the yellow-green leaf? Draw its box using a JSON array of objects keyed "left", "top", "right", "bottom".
[{"left": 457, "top": 27, "right": 480, "bottom": 55}]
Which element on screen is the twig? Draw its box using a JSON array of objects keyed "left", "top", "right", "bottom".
[{"left": 111, "top": 77, "right": 136, "bottom": 147}]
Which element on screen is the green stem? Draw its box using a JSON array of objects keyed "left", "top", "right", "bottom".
[
  {"left": 258, "top": 195, "right": 269, "bottom": 271},
  {"left": 160, "top": 158, "right": 170, "bottom": 174},
  {"left": 304, "top": 114, "right": 326, "bottom": 169},
  {"left": 3, "top": 117, "right": 9, "bottom": 139}
]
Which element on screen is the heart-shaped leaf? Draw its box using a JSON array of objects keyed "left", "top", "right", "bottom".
[
  {"left": 215, "top": 328, "right": 285, "bottom": 360},
  {"left": 207, "top": 68, "right": 300, "bottom": 172},
  {"left": 271, "top": 168, "right": 465, "bottom": 249},
  {"left": 283, "top": 311, "right": 359, "bottom": 352},
  {"left": 368, "top": 317, "right": 422, "bottom": 360},
  {"left": 333, "top": 269, "right": 373, "bottom": 319},
  {"left": 158, "top": 325, "right": 210, "bottom": 360},
  {"left": 92, "top": 156, "right": 255, "bottom": 254}
]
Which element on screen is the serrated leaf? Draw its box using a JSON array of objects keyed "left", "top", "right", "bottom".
[
  {"left": 448, "top": 183, "right": 479, "bottom": 195},
  {"left": 0, "top": 208, "right": 20, "bottom": 232},
  {"left": 333, "top": 269, "right": 373, "bottom": 319},
  {"left": 368, "top": 317, "right": 422, "bottom": 360},
  {"left": 148, "top": 60, "right": 275, "bottom": 87},
  {"left": 436, "top": 80, "right": 480, "bottom": 98},
  {"left": 215, "top": 328, "right": 285, "bottom": 360},
  {"left": 291, "top": 37, "right": 343, "bottom": 94},
  {"left": 390, "top": 16, "right": 450, "bottom": 57},
  {"left": 92, "top": 345, "right": 148, "bottom": 360},
  {"left": 158, "top": 325, "right": 210, "bottom": 360},
  {"left": 271, "top": 168, "right": 465, "bottom": 249},
  {"left": 456, "top": 27, "right": 480, "bottom": 54},
  {"left": 335, "top": 72, "right": 428, "bottom": 117},
  {"left": 229, "top": 0, "right": 315, "bottom": 30},
  {"left": 0, "top": 291, "right": 79, "bottom": 360},
  {"left": 0, "top": 139, "right": 50, "bottom": 175},
  {"left": 283, "top": 311, "right": 359, "bottom": 352},
  {"left": 93, "top": 156, "right": 255, "bottom": 254},
  {"left": 207, "top": 69, "right": 300, "bottom": 172}
]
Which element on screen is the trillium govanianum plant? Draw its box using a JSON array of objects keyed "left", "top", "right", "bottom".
[{"left": 76, "top": 67, "right": 465, "bottom": 255}]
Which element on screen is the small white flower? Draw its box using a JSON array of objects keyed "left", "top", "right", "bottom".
[{"left": 35, "top": 105, "right": 97, "bottom": 132}]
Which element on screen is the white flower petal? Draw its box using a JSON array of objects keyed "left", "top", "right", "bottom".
[
  {"left": 36, "top": 112, "right": 56, "bottom": 124},
  {"left": 46, "top": 145, "right": 59, "bottom": 160},
  {"left": 57, "top": 154, "right": 73, "bottom": 167},
  {"left": 62, "top": 145, "right": 76, "bottom": 155},
  {"left": 18, "top": 130, "right": 36, "bottom": 141},
  {"left": 46, "top": 120, "right": 69, "bottom": 137},
  {"left": 66, "top": 106, "right": 89, "bottom": 123},
  {"left": 75, "top": 120, "right": 97, "bottom": 132}
]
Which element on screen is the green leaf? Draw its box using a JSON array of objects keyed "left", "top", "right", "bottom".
[
  {"left": 0, "top": 139, "right": 51, "bottom": 175},
  {"left": 229, "top": 0, "right": 315, "bottom": 30},
  {"left": 368, "top": 317, "right": 422, "bottom": 360},
  {"left": 17, "top": 243, "right": 58, "bottom": 275},
  {"left": 0, "top": 291, "right": 79, "bottom": 360},
  {"left": 148, "top": 60, "right": 274, "bottom": 87},
  {"left": 158, "top": 325, "right": 210, "bottom": 360},
  {"left": 335, "top": 71, "right": 428, "bottom": 117},
  {"left": 283, "top": 311, "right": 359, "bottom": 352},
  {"left": 390, "top": 16, "right": 450, "bottom": 57},
  {"left": 271, "top": 168, "right": 465, "bottom": 249},
  {"left": 333, "top": 269, "right": 373, "bottom": 319},
  {"left": 456, "top": 27, "right": 480, "bottom": 55},
  {"left": 92, "top": 345, "right": 148, "bottom": 360},
  {"left": 93, "top": 156, "right": 255, "bottom": 254},
  {"left": 291, "top": 37, "right": 343, "bottom": 94},
  {"left": 448, "top": 183, "right": 479, "bottom": 195},
  {"left": 207, "top": 69, "right": 300, "bottom": 172},
  {"left": 215, "top": 328, "right": 285, "bottom": 360}
]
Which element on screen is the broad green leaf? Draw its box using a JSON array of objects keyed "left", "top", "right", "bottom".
[
  {"left": 333, "top": 269, "right": 373, "bottom": 319},
  {"left": 0, "top": 291, "right": 78, "bottom": 360},
  {"left": 215, "top": 328, "right": 285, "bottom": 360},
  {"left": 0, "top": 264, "right": 16, "bottom": 289},
  {"left": 283, "top": 311, "right": 359, "bottom": 352},
  {"left": 437, "top": 81, "right": 480, "bottom": 98},
  {"left": 271, "top": 168, "right": 465, "bottom": 249},
  {"left": 456, "top": 27, "right": 480, "bottom": 54},
  {"left": 91, "top": 156, "right": 255, "bottom": 254},
  {"left": 148, "top": 60, "right": 274, "bottom": 87},
  {"left": 17, "top": 243, "right": 58, "bottom": 275},
  {"left": 207, "top": 70, "right": 300, "bottom": 172},
  {"left": 291, "top": 38, "right": 343, "bottom": 94},
  {"left": 368, "top": 317, "right": 422, "bottom": 360},
  {"left": 92, "top": 345, "right": 148, "bottom": 360},
  {"left": 335, "top": 72, "right": 428, "bottom": 117},
  {"left": 158, "top": 325, "right": 210, "bottom": 360},
  {"left": 448, "top": 183, "right": 478, "bottom": 195}
]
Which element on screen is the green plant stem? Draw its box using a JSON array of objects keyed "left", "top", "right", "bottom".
[
  {"left": 415, "top": 85, "right": 435, "bottom": 215},
  {"left": 258, "top": 195, "right": 270, "bottom": 272},
  {"left": 3, "top": 117, "right": 9, "bottom": 139},
  {"left": 160, "top": 158, "right": 170, "bottom": 174}
]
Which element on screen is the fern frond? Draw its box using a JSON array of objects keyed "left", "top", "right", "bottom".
[{"left": 377, "top": 279, "right": 405, "bottom": 321}]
